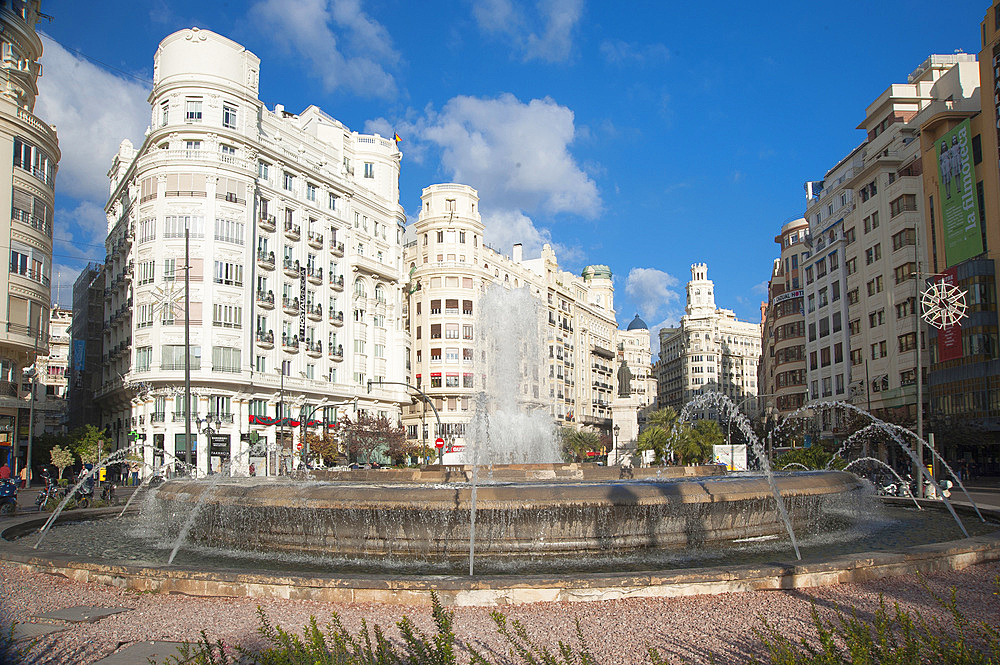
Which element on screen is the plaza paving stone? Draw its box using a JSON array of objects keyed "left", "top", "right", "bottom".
[
  {"left": 91, "top": 641, "right": 185, "bottom": 665},
  {"left": 31, "top": 606, "right": 131, "bottom": 623}
]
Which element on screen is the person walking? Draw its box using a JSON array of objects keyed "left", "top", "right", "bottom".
[{"left": 0, "top": 463, "right": 10, "bottom": 480}]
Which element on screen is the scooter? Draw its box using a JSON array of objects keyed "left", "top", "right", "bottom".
[
  {"left": 35, "top": 482, "right": 63, "bottom": 511},
  {"left": 0, "top": 478, "right": 18, "bottom": 515},
  {"left": 101, "top": 482, "right": 116, "bottom": 503}
]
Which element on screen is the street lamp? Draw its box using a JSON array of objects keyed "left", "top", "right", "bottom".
[
  {"left": 299, "top": 397, "right": 357, "bottom": 467},
  {"left": 198, "top": 415, "right": 222, "bottom": 474},
  {"left": 22, "top": 362, "right": 37, "bottom": 488},
  {"left": 612, "top": 424, "right": 620, "bottom": 465}
]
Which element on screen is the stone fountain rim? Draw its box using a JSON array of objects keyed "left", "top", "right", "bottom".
[{"left": 2, "top": 500, "right": 998, "bottom": 607}]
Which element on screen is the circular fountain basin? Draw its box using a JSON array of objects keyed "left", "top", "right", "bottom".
[
  {"left": 2, "top": 467, "right": 998, "bottom": 606},
  {"left": 151, "top": 470, "right": 863, "bottom": 557}
]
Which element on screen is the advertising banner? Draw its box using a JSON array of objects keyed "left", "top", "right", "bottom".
[
  {"left": 73, "top": 340, "right": 86, "bottom": 371},
  {"left": 936, "top": 267, "right": 963, "bottom": 362},
  {"left": 936, "top": 119, "right": 982, "bottom": 266}
]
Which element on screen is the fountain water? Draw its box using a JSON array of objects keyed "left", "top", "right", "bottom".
[
  {"left": 681, "top": 392, "right": 802, "bottom": 560},
  {"left": 842, "top": 457, "right": 922, "bottom": 509}
]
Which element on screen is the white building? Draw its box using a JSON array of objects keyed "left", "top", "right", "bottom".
[
  {"left": 0, "top": 0, "right": 58, "bottom": 471},
  {"left": 802, "top": 146, "right": 863, "bottom": 437},
  {"left": 402, "top": 184, "right": 620, "bottom": 456},
  {"left": 657, "top": 264, "right": 761, "bottom": 415},
  {"left": 618, "top": 314, "right": 655, "bottom": 409},
  {"left": 35, "top": 306, "right": 69, "bottom": 434},
  {"left": 97, "top": 28, "right": 408, "bottom": 475}
]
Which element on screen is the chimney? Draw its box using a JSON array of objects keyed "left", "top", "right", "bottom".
[{"left": 512, "top": 243, "right": 522, "bottom": 263}]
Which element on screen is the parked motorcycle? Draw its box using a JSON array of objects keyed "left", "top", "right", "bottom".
[
  {"left": 101, "top": 482, "right": 116, "bottom": 503},
  {"left": 0, "top": 478, "right": 18, "bottom": 515},
  {"left": 35, "top": 482, "right": 63, "bottom": 511}
]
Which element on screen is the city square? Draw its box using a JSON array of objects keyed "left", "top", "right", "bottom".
[{"left": 1, "top": 0, "right": 1000, "bottom": 663}]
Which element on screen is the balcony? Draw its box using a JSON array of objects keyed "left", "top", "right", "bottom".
[
  {"left": 281, "top": 333, "right": 300, "bottom": 352},
  {"left": 306, "top": 302, "right": 322, "bottom": 320},
  {"left": 282, "top": 258, "right": 301, "bottom": 278},
  {"left": 330, "top": 240, "right": 345, "bottom": 256},
  {"left": 305, "top": 339, "right": 322, "bottom": 357},
  {"left": 329, "top": 274, "right": 344, "bottom": 291},
  {"left": 256, "top": 329, "right": 274, "bottom": 348},
  {"left": 307, "top": 231, "right": 324, "bottom": 249},
  {"left": 257, "top": 250, "right": 275, "bottom": 270},
  {"left": 281, "top": 296, "right": 300, "bottom": 314},
  {"left": 122, "top": 262, "right": 133, "bottom": 283},
  {"left": 353, "top": 254, "right": 396, "bottom": 280},
  {"left": 306, "top": 266, "right": 323, "bottom": 284},
  {"left": 151, "top": 412, "right": 165, "bottom": 423},
  {"left": 283, "top": 220, "right": 301, "bottom": 240},
  {"left": 329, "top": 344, "right": 344, "bottom": 361},
  {"left": 256, "top": 290, "right": 275, "bottom": 309},
  {"left": 9, "top": 265, "right": 49, "bottom": 287},
  {"left": 258, "top": 214, "right": 276, "bottom": 232}
]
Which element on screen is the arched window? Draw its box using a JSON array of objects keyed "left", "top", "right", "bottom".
[
  {"left": 374, "top": 283, "right": 385, "bottom": 303},
  {"left": 353, "top": 278, "right": 366, "bottom": 298}
]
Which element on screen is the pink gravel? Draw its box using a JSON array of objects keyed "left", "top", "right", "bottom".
[{"left": 2, "top": 561, "right": 999, "bottom": 664}]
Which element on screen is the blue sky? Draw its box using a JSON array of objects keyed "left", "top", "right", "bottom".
[{"left": 36, "top": 0, "right": 985, "bottom": 351}]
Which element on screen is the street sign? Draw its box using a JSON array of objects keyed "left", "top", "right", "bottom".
[
  {"left": 434, "top": 437, "right": 444, "bottom": 448},
  {"left": 296, "top": 442, "right": 303, "bottom": 451}
]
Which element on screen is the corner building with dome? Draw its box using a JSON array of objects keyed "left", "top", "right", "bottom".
[{"left": 97, "top": 28, "right": 409, "bottom": 475}]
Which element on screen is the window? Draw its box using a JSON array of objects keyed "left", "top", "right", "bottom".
[
  {"left": 896, "top": 298, "right": 916, "bottom": 319},
  {"left": 851, "top": 349, "right": 863, "bottom": 366},
  {"left": 892, "top": 228, "right": 916, "bottom": 251},
  {"left": 805, "top": 266, "right": 813, "bottom": 285},
  {"left": 462, "top": 324, "right": 473, "bottom": 340},
  {"left": 214, "top": 218, "right": 245, "bottom": 245},
  {"left": 136, "top": 304, "right": 153, "bottom": 329},
  {"left": 816, "top": 258, "right": 826, "bottom": 278},
  {"left": 163, "top": 258, "right": 176, "bottom": 281},
  {"left": 866, "top": 277, "right": 883, "bottom": 296},
  {"left": 135, "top": 346, "right": 152, "bottom": 372},
  {"left": 847, "top": 288, "right": 859, "bottom": 305},
  {"left": 871, "top": 340, "right": 887, "bottom": 360},
  {"left": 832, "top": 312, "right": 842, "bottom": 332},
  {"left": 160, "top": 102, "right": 169, "bottom": 127},
  {"left": 863, "top": 212, "right": 880, "bottom": 233},
  {"left": 868, "top": 310, "right": 884, "bottom": 328},
  {"left": 162, "top": 344, "right": 200, "bottom": 370},
  {"left": 834, "top": 343, "right": 843, "bottom": 363},
  {"left": 889, "top": 194, "right": 917, "bottom": 218},
  {"left": 214, "top": 261, "right": 243, "bottom": 286},
  {"left": 845, "top": 257, "right": 856, "bottom": 275},
  {"left": 363, "top": 162, "right": 375, "bottom": 178},
  {"left": 845, "top": 227, "right": 856, "bottom": 244},
  {"left": 827, "top": 250, "right": 838, "bottom": 270},
  {"left": 212, "top": 304, "right": 242, "bottom": 328},
  {"left": 894, "top": 262, "right": 916, "bottom": 284},
  {"left": 818, "top": 287, "right": 828, "bottom": 308},
  {"left": 807, "top": 294, "right": 815, "bottom": 313},
  {"left": 138, "top": 260, "right": 155, "bottom": 285},
  {"left": 283, "top": 171, "right": 294, "bottom": 191},
  {"left": 832, "top": 282, "right": 840, "bottom": 301},
  {"left": 865, "top": 244, "right": 881, "bottom": 265},
  {"left": 306, "top": 183, "right": 317, "bottom": 202},
  {"left": 212, "top": 346, "right": 241, "bottom": 373},
  {"left": 431, "top": 324, "right": 442, "bottom": 339},
  {"left": 164, "top": 215, "right": 205, "bottom": 238},
  {"left": 258, "top": 161, "right": 270, "bottom": 180},
  {"left": 328, "top": 192, "right": 337, "bottom": 210},
  {"left": 222, "top": 104, "right": 237, "bottom": 129},
  {"left": 185, "top": 99, "right": 203, "bottom": 122},
  {"left": 139, "top": 217, "right": 156, "bottom": 243},
  {"left": 898, "top": 332, "right": 917, "bottom": 353}
]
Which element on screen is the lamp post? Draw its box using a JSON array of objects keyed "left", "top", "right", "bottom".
[
  {"left": 22, "top": 361, "right": 37, "bottom": 488},
  {"left": 198, "top": 415, "right": 222, "bottom": 474},
  {"left": 612, "top": 424, "right": 620, "bottom": 465}
]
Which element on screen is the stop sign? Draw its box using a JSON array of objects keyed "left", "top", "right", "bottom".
[
  {"left": 296, "top": 442, "right": 303, "bottom": 451},
  {"left": 435, "top": 437, "right": 445, "bottom": 448}
]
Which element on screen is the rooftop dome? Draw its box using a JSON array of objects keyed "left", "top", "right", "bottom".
[{"left": 626, "top": 313, "right": 647, "bottom": 331}]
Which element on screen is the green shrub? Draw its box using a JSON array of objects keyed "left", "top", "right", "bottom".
[{"left": 158, "top": 579, "right": 999, "bottom": 665}]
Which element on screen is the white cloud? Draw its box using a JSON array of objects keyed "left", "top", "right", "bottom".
[
  {"left": 412, "top": 93, "right": 600, "bottom": 217},
  {"left": 56, "top": 200, "right": 108, "bottom": 250},
  {"left": 751, "top": 279, "right": 769, "bottom": 295},
  {"left": 35, "top": 35, "right": 150, "bottom": 202},
  {"left": 647, "top": 315, "right": 681, "bottom": 361},
  {"left": 599, "top": 40, "right": 670, "bottom": 66},
  {"left": 472, "top": 0, "right": 583, "bottom": 63},
  {"left": 625, "top": 268, "right": 682, "bottom": 322},
  {"left": 482, "top": 209, "right": 550, "bottom": 257},
  {"left": 250, "top": 0, "right": 399, "bottom": 99}
]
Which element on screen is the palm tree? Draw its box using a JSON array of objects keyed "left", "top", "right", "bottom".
[
  {"left": 560, "top": 428, "right": 601, "bottom": 462},
  {"left": 637, "top": 426, "right": 672, "bottom": 464},
  {"left": 673, "top": 419, "right": 723, "bottom": 465}
]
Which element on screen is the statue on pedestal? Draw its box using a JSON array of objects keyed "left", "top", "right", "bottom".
[{"left": 617, "top": 359, "right": 632, "bottom": 398}]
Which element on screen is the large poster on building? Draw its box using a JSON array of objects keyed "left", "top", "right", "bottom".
[
  {"left": 936, "top": 119, "right": 982, "bottom": 267},
  {"left": 936, "top": 267, "right": 963, "bottom": 362}
]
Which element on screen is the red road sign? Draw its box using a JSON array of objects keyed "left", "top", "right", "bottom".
[
  {"left": 296, "top": 442, "right": 303, "bottom": 451},
  {"left": 435, "top": 437, "right": 445, "bottom": 448}
]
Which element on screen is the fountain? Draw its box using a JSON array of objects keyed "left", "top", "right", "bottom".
[{"left": 2, "top": 288, "right": 998, "bottom": 605}]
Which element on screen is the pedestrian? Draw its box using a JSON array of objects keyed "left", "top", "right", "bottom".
[
  {"left": 0, "top": 463, "right": 10, "bottom": 480},
  {"left": 248, "top": 462, "right": 256, "bottom": 477},
  {"left": 18, "top": 465, "right": 28, "bottom": 488}
]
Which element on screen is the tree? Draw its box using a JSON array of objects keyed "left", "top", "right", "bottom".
[
  {"left": 560, "top": 428, "right": 601, "bottom": 462},
  {"left": 339, "top": 412, "right": 406, "bottom": 465},
  {"left": 647, "top": 407, "right": 680, "bottom": 433},
  {"left": 71, "top": 425, "right": 109, "bottom": 467},
  {"left": 302, "top": 428, "right": 340, "bottom": 467},
  {"left": 672, "top": 419, "right": 722, "bottom": 465},
  {"left": 49, "top": 445, "right": 75, "bottom": 481},
  {"left": 774, "top": 445, "right": 846, "bottom": 471},
  {"left": 636, "top": 426, "right": 672, "bottom": 464}
]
